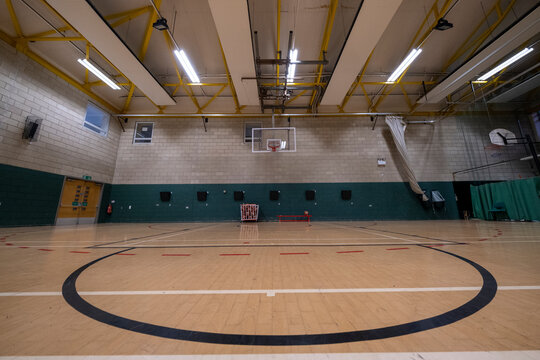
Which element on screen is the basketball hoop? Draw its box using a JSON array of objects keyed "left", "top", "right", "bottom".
[{"left": 267, "top": 139, "right": 282, "bottom": 152}]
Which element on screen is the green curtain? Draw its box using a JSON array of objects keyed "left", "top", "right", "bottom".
[{"left": 470, "top": 177, "right": 540, "bottom": 221}]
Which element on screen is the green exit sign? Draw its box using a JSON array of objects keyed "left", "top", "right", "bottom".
[
  {"left": 83, "top": 175, "right": 92, "bottom": 180},
  {"left": 72, "top": 202, "right": 79, "bottom": 206}
]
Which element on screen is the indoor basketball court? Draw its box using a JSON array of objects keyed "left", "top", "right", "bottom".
[{"left": 1, "top": 0, "right": 540, "bottom": 359}]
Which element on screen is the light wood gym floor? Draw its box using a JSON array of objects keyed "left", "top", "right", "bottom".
[{"left": 1, "top": 220, "right": 539, "bottom": 359}]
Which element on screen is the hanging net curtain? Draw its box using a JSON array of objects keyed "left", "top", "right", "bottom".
[{"left": 385, "top": 115, "right": 429, "bottom": 202}]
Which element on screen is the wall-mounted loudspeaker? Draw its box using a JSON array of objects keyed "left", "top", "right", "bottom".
[
  {"left": 341, "top": 190, "right": 352, "bottom": 200},
  {"left": 197, "top": 191, "right": 208, "bottom": 202},
  {"left": 22, "top": 116, "right": 42, "bottom": 142},
  {"left": 234, "top": 191, "right": 244, "bottom": 201},
  {"left": 160, "top": 192, "right": 171, "bottom": 202},
  {"left": 270, "top": 190, "right": 280, "bottom": 201},
  {"left": 305, "top": 190, "right": 316, "bottom": 201}
]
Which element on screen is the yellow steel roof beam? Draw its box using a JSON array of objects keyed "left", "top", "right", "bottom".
[
  {"left": 218, "top": 39, "right": 243, "bottom": 113},
  {"left": 122, "top": 0, "right": 161, "bottom": 112},
  {"left": 6, "top": 0, "right": 23, "bottom": 37},
  {"left": 200, "top": 84, "right": 228, "bottom": 111},
  {"left": 309, "top": 0, "right": 338, "bottom": 108}
]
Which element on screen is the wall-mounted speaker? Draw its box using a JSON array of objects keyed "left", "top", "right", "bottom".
[
  {"left": 197, "top": 191, "right": 207, "bottom": 201},
  {"left": 234, "top": 191, "right": 244, "bottom": 201},
  {"left": 270, "top": 190, "right": 280, "bottom": 201},
  {"left": 305, "top": 190, "right": 316, "bottom": 201},
  {"left": 22, "top": 116, "right": 42, "bottom": 142},
  {"left": 160, "top": 191, "right": 171, "bottom": 202},
  {"left": 341, "top": 190, "right": 352, "bottom": 200}
]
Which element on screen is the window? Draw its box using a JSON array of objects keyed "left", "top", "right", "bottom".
[
  {"left": 83, "top": 103, "right": 109, "bottom": 136},
  {"left": 133, "top": 122, "right": 154, "bottom": 144},
  {"left": 244, "top": 122, "right": 261, "bottom": 143}
]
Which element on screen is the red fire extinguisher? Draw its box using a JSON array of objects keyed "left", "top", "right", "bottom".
[{"left": 106, "top": 204, "right": 112, "bottom": 215}]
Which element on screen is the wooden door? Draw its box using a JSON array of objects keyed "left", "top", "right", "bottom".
[{"left": 57, "top": 178, "right": 102, "bottom": 225}]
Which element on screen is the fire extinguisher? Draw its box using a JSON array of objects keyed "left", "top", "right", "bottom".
[{"left": 106, "top": 204, "right": 112, "bottom": 215}]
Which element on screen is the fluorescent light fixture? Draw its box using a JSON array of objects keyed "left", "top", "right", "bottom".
[
  {"left": 478, "top": 47, "right": 534, "bottom": 81},
  {"left": 174, "top": 49, "right": 200, "bottom": 83},
  {"left": 287, "top": 49, "right": 298, "bottom": 83},
  {"left": 77, "top": 58, "right": 120, "bottom": 90},
  {"left": 387, "top": 48, "right": 422, "bottom": 83}
]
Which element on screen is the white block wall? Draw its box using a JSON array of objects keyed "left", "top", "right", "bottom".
[
  {"left": 112, "top": 113, "right": 536, "bottom": 185},
  {"left": 0, "top": 41, "right": 120, "bottom": 183}
]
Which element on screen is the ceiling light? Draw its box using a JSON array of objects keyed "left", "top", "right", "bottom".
[
  {"left": 478, "top": 47, "right": 534, "bottom": 81},
  {"left": 287, "top": 49, "right": 298, "bottom": 83},
  {"left": 434, "top": 18, "right": 453, "bottom": 31},
  {"left": 152, "top": 18, "right": 169, "bottom": 31},
  {"left": 387, "top": 48, "right": 422, "bottom": 83},
  {"left": 77, "top": 58, "right": 120, "bottom": 90},
  {"left": 174, "top": 49, "right": 200, "bottom": 83}
]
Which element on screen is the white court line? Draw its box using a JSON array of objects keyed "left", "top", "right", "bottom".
[
  {"left": 328, "top": 223, "right": 424, "bottom": 244},
  {"left": 125, "top": 224, "right": 221, "bottom": 246},
  {"left": 1, "top": 285, "right": 539, "bottom": 297},
  {"left": 1, "top": 351, "right": 540, "bottom": 359}
]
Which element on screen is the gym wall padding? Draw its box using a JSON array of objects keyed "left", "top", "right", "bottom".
[
  {"left": 103, "top": 181, "right": 460, "bottom": 222},
  {"left": 0, "top": 164, "right": 64, "bottom": 226},
  {"left": 470, "top": 177, "right": 540, "bottom": 221}
]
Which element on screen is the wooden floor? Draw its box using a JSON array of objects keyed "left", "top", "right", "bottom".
[{"left": 1, "top": 220, "right": 539, "bottom": 359}]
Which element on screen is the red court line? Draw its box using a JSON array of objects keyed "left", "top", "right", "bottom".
[
  {"left": 38, "top": 249, "right": 53, "bottom": 252},
  {"left": 280, "top": 252, "right": 309, "bottom": 255},
  {"left": 162, "top": 254, "right": 191, "bottom": 256},
  {"left": 70, "top": 251, "right": 90, "bottom": 254},
  {"left": 336, "top": 250, "right": 364, "bottom": 253},
  {"left": 220, "top": 253, "right": 250, "bottom": 256},
  {"left": 479, "top": 238, "right": 488, "bottom": 241},
  {"left": 243, "top": 242, "right": 250, "bottom": 244},
  {"left": 115, "top": 253, "right": 135, "bottom": 256},
  {"left": 19, "top": 246, "right": 29, "bottom": 249},
  {"left": 386, "top": 247, "right": 409, "bottom": 251},
  {"left": 5, "top": 243, "right": 13, "bottom": 246}
]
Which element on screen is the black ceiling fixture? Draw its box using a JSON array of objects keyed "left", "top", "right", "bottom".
[
  {"left": 152, "top": 18, "right": 169, "bottom": 31},
  {"left": 434, "top": 18, "right": 453, "bottom": 31}
]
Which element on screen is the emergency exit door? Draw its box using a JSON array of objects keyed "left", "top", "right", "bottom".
[{"left": 56, "top": 178, "right": 102, "bottom": 225}]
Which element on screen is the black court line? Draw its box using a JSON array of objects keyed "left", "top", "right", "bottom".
[
  {"left": 62, "top": 244, "right": 496, "bottom": 346},
  {"left": 94, "top": 242, "right": 465, "bottom": 249},
  {"left": 88, "top": 228, "right": 195, "bottom": 248},
  {"left": 353, "top": 225, "right": 465, "bottom": 245}
]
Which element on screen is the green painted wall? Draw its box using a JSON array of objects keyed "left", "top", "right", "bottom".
[
  {"left": 0, "top": 164, "right": 64, "bottom": 226},
  {"left": 104, "top": 181, "right": 459, "bottom": 222}
]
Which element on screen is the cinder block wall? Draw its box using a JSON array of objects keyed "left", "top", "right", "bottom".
[
  {"left": 0, "top": 41, "right": 120, "bottom": 184},
  {"left": 112, "top": 114, "right": 536, "bottom": 185}
]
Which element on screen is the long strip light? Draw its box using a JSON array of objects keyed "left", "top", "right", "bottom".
[
  {"left": 387, "top": 48, "right": 423, "bottom": 83},
  {"left": 287, "top": 49, "right": 298, "bottom": 83},
  {"left": 478, "top": 47, "right": 534, "bottom": 81},
  {"left": 77, "top": 58, "right": 120, "bottom": 90},
  {"left": 174, "top": 49, "right": 200, "bottom": 83}
]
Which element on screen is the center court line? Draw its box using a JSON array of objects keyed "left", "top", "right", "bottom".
[
  {"left": 1, "top": 285, "right": 539, "bottom": 297},
  {"left": 2, "top": 352, "right": 540, "bottom": 360}
]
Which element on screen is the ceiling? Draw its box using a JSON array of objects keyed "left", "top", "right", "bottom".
[{"left": 0, "top": 0, "right": 538, "bottom": 117}]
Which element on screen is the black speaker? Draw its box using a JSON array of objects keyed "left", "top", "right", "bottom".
[
  {"left": 197, "top": 191, "right": 207, "bottom": 201},
  {"left": 160, "top": 191, "right": 171, "bottom": 202},
  {"left": 269, "top": 190, "right": 280, "bottom": 201},
  {"left": 341, "top": 190, "right": 352, "bottom": 200},
  {"left": 305, "top": 190, "right": 315, "bottom": 201},
  {"left": 234, "top": 191, "right": 244, "bottom": 201}
]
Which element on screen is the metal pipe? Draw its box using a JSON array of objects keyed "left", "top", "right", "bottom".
[
  {"left": 115, "top": 112, "right": 401, "bottom": 118},
  {"left": 406, "top": 120, "right": 436, "bottom": 124},
  {"left": 257, "top": 59, "right": 329, "bottom": 65}
]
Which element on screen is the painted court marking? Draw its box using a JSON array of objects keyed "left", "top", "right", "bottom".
[
  {"left": 1, "top": 285, "right": 538, "bottom": 298},
  {"left": 1, "top": 352, "right": 539, "bottom": 359}
]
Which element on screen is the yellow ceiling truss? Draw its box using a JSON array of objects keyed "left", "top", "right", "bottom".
[{"left": 309, "top": 0, "right": 339, "bottom": 109}]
